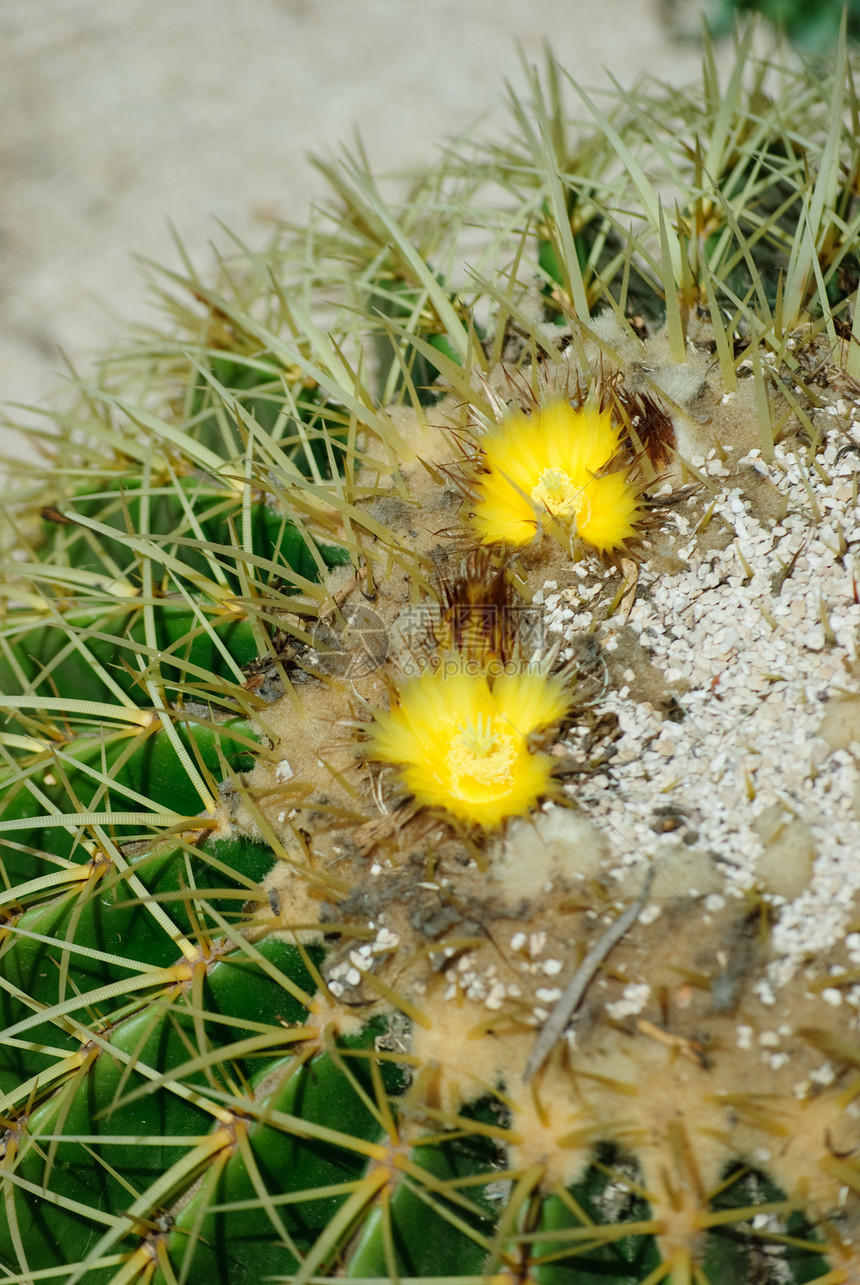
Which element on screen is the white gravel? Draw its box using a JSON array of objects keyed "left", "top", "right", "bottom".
[{"left": 552, "top": 414, "right": 860, "bottom": 994}]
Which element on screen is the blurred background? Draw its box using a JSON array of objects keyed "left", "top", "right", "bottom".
[{"left": 0, "top": 0, "right": 846, "bottom": 424}]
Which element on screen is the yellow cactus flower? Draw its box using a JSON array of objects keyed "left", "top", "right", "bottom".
[
  {"left": 469, "top": 400, "right": 640, "bottom": 554},
  {"left": 367, "top": 664, "right": 573, "bottom": 828}
]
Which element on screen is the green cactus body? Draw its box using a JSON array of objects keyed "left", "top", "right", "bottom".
[{"left": 4, "top": 28, "right": 860, "bottom": 1284}]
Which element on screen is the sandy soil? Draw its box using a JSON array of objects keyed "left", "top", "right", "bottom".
[{"left": 0, "top": 0, "right": 719, "bottom": 435}]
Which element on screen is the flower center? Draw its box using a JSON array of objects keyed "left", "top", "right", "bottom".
[
  {"left": 531, "top": 467, "right": 588, "bottom": 526},
  {"left": 446, "top": 713, "right": 517, "bottom": 787}
]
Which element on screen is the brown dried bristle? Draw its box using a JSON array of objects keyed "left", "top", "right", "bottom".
[
  {"left": 611, "top": 385, "right": 677, "bottom": 469},
  {"left": 430, "top": 551, "right": 523, "bottom": 664}
]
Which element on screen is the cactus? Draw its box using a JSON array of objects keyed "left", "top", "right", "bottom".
[{"left": 3, "top": 26, "right": 860, "bottom": 1284}]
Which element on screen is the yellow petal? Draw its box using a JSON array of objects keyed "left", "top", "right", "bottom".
[
  {"left": 577, "top": 471, "right": 641, "bottom": 552},
  {"left": 489, "top": 669, "right": 573, "bottom": 738},
  {"left": 471, "top": 489, "right": 537, "bottom": 546},
  {"left": 482, "top": 414, "right": 547, "bottom": 489},
  {"left": 543, "top": 402, "right": 621, "bottom": 480}
]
